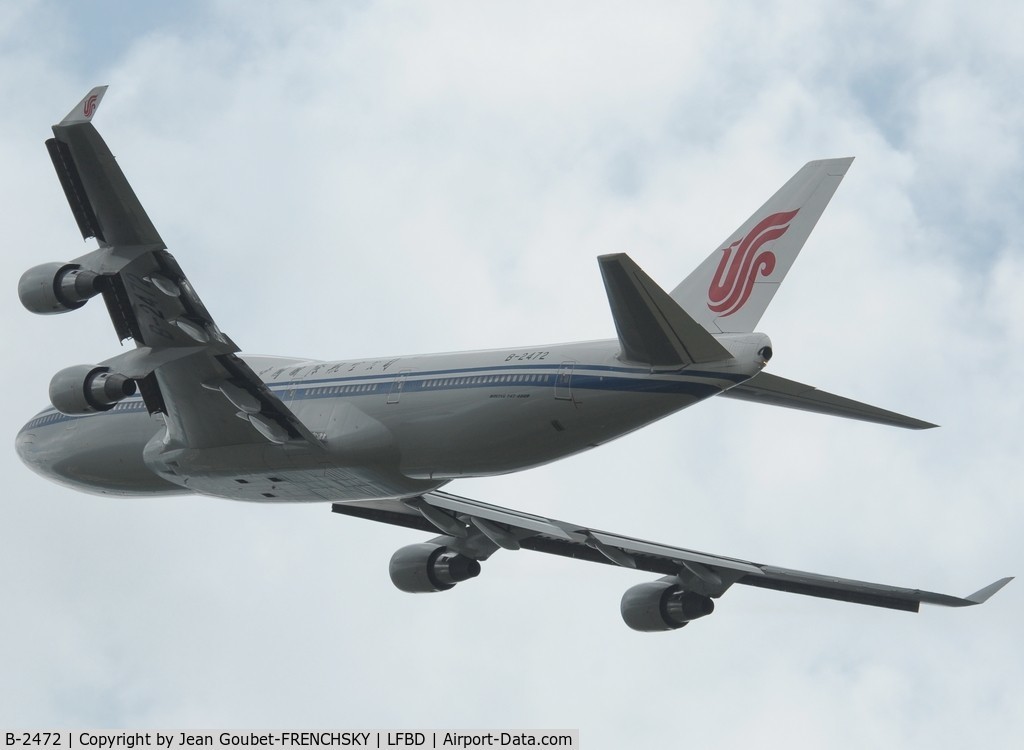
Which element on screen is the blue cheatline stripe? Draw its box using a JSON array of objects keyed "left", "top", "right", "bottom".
[
  {"left": 20, "top": 398, "right": 150, "bottom": 431},
  {"left": 289, "top": 372, "right": 723, "bottom": 401},
  {"left": 22, "top": 362, "right": 740, "bottom": 431},
  {"left": 263, "top": 361, "right": 750, "bottom": 389}
]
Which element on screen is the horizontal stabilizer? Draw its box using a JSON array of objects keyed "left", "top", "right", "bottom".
[
  {"left": 599, "top": 253, "right": 731, "bottom": 366},
  {"left": 720, "top": 372, "right": 937, "bottom": 429}
]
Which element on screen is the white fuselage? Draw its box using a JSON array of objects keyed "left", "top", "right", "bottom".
[{"left": 16, "top": 335, "right": 769, "bottom": 502}]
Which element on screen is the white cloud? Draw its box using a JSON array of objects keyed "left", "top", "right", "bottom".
[{"left": 1, "top": 1, "right": 1022, "bottom": 747}]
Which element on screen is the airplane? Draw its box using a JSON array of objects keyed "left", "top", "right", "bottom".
[{"left": 16, "top": 86, "right": 1010, "bottom": 632}]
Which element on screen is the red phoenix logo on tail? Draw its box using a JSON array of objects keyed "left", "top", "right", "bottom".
[
  {"left": 83, "top": 94, "right": 99, "bottom": 118},
  {"left": 707, "top": 209, "right": 798, "bottom": 317}
]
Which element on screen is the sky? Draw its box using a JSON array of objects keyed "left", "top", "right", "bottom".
[{"left": 1, "top": 0, "right": 1021, "bottom": 746}]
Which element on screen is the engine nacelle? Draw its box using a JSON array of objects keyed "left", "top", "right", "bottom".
[
  {"left": 49, "top": 365, "right": 137, "bottom": 415},
  {"left": 19, "top": 262, "right": 101, "bottom": 315},
  {"left": 620, "top": 580, "right": 715, "bottom": 632},
  {"left": 389, "top": 543, "right": 482, "bottom": 593}
]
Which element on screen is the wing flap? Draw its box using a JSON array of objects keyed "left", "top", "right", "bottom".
[
  {"left": 46, "top": 137, "right": 104, "bottom": 241},
  {"left": 721, "top": 372, "right": 937, "bottom": 429},
  {"left": 51, "top": 114, "right": 163, "bottom": 248},
  {"left": 422, "top": 491, "right": 579, "bottom": 541},
  {"left": 588, "top": 530, "right": 762, "bottom": 575}
]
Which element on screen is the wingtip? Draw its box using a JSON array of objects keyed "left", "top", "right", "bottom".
[
  {"left": 57, "top": 85, "right": 109, "bottom": 126},
  {"left": 965, "top": 576, "right": 1013, "bottom": 605}
]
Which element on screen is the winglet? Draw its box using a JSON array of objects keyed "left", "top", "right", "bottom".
[
  {"left": 964, "top": 576, "right": 1013, "bottom": 605},
  {"left": 917, "top": 576, "right": 1013, "bottom": 608},
  {"left": 58, "top": 85, "right": 108, "bottom": 126},
  {"left": 599, "top": 252, "right": 732, "bottom": 366}
]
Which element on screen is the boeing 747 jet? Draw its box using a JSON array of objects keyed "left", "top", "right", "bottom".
[{"left": 16, "top": 88, "right": 1010, "bottom": 631}]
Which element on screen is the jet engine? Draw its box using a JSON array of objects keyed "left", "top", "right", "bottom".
[
  {"left": 19, "top": 262, "right": 101, "bottom": 315},
  {"left": 389, "top": 543, "right": 482, "bottom": 593},
  {"left": 620, "top": 580, "right": 715, "bottom": 632},
  {"left": 48, "top": 365, "right": 137, "bottom": 415}
]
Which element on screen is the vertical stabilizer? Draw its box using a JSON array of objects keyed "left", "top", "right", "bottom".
[{"left": 670, "top": 158, "right": 853, "bottom": 334}]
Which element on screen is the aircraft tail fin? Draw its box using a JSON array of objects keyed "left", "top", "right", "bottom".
[
  {"left": 670, "top": 158, "right": 854, "bottom": 334},
  {"left": 598, "top": 253, "right": 731, "bottom": 366}
]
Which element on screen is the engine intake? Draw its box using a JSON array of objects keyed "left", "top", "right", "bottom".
[
  {"left": 49, "top": 365, "right": 137, "bottom": 415},
  {"left": 620, "top": 580, "right": 715, "bottom": 632},
  {"left": 389, "top": 543, "right": 481, "bottom": 593},
  {"left": 19, "top": 262, "right": 101, "bottom": 315}
]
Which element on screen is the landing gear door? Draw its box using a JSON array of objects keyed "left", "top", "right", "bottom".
[{"left": 554, "top": 361, "right": 575, "bottom": 401}]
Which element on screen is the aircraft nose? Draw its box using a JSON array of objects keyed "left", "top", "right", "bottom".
[
  {"left": 15, "top": 410, "right": 70, "bottom": 479},
  {"left": 15, "top": 422, "right": 43, "bottom": 470},
  {"left": 15, "top": 406, "right": 189, "bottom": 496}
]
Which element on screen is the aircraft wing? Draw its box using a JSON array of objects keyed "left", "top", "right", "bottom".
[
  {"left": 332, "top": 490, "right": 1010, "bottom": 614},
  {"left": 42, "top": 87, "right": 320, "bottom": 448},
  {"left": 720, "top": 372, "right": 938, "bottom": 430}
]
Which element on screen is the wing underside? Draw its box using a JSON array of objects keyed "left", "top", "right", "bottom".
[
  {"left": 333, "top": 491, "right": 1009, "bottom": 613},
  {"left": 45, "top": 87, "right": 320, "bottom": 449}
]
